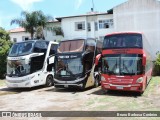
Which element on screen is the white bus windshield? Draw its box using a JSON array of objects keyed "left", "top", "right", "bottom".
[{"left": 9, "top": 41, "right": 34, "bottom": 56}]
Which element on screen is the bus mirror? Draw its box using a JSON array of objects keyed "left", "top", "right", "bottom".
[
  {"left": 142, "top": 55, "right": 146, "bottom": 66},
  {"left": 47, "top": 56, "right": 55, "bottom": 65}
]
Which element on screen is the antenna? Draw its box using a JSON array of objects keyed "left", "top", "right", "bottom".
[{"left": 91, "top": 0, "right": 94, "bottom": 12}]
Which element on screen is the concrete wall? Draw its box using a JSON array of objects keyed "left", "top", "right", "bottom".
[
  {"left": 114, "top": 0, "right": 160, "bottom": 56},
  {"left": 10, "top": 32, "right": 31, "bottom": 42},
  {"left": 61, "top": 14, "right": 114, "bottom": 40}
]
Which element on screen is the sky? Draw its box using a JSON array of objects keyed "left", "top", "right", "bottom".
[{"left": 0, "top": 0, "right": 127, "bottom": 30}]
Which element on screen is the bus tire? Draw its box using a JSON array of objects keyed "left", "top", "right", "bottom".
[
  {"left": 45, "top": 75, "right": 53, "bottom": 87},
  {"left": 94, "top": 75, "right": 100, "bottom": 88}
]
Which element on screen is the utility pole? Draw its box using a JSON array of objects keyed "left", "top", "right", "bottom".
[{"left": 91, "top": 0, "right": 94, "bottom": 12}]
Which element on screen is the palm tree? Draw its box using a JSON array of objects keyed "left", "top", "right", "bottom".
[
  {"left": 11, "top": 10, "right": 53, "bottom": 40},
  {"left": 36, "top": 11, "right": 53, "bottom": 39}
]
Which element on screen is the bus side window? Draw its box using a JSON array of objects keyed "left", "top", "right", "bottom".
[
  {"left": 49, "top": 44, "right": 58, "bottom": 56},
  {"left": 84, "top": 39, "right": 96, "bottom": 73},
  {"left": 47, "top": 44, "right": 58, "bottom": 72}
]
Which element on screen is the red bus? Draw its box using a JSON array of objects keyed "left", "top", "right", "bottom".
[{"left": 99, "top": 32, "right": 153, "bottom": 94}]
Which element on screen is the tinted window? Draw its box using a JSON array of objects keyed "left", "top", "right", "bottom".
[
  {"left": 58, "top": 40, "right": 84, "bottom": 53},
  {"left": 103, "top": 34, "right": 142, "bottom": 49},
  {"left": 33, "top": 41, "right": 49, "bottom": 53},
  {"left": 9, "top": 41, "right": 34, "bottom": 56},
  {"left": 49, "top": 44, "right": 58, "bottom": 56}
]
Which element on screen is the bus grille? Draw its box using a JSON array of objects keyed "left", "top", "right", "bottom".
[
  {"left": 108, "top": 78, "right": 133, "bottom": 84},
  {"left": 7, "top": 80, "right": 27, "bottom": 83}
]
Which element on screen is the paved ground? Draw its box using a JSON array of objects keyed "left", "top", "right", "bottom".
[{"left": 0, "top": 77, "right": 160, "bottom": 120}]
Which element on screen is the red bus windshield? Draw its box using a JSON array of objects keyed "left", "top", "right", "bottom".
[
  {"left": 103, "top": 34, "right": 142, "bottom": 49},
  {"left": 102, "top": 54, "right": 143, "bottom": 75}
]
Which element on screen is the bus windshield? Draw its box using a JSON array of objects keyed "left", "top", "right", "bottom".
[
  {"left": 102, "top": 54, "right": 143, "bottom": 75},
  {"left": 7, "top": 59, "right": 31, "bottom": 77},
  {"left": 7, "top": 41, "right": 49, "bottom": 77},
  {"left": 103, "top": 34, "right": 142, "bottom": 49},
  {"left": 9, "top": 41, "right": 34, "bottom": 56},
  {"left": 56, "top": 57, "right": 83, "bottom": 77},
  {"left": 57, "top": 40, "right": 84, "bottom": 53}
]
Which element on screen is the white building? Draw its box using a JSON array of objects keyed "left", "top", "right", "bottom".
[
  {"left": 44, "top": 20, "right": 63, "bottom": 42},
  {"left": 55, "top": 0, "right": 160, "bottom": 56},
  {"left": 9, "top": 28, "right": 30, "bottom": 42},
  {"left": 113, "top": 0, "right": 160, "bottom": 55},
  {"left": 56, "top": 12, "right": 114, "bottom": 41},
  {"left": 9, "top": 21, "right": 63, "bottom": 42}
]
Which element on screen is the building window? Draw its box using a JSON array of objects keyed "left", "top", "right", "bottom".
[
  {"left": 22, "top": 36, "right": 29, "bottom": 41},
  {"left": 99, "top": 19, "right": 113, "bottom": 29},
  {"left": 87, "top": 22, "right": 91, "bottom": 31},
  {"left": 75, "top": 22, "right": 85, "bottom": 31},
  {"left": 95, "top": 22, "right": 98, "bottom": 31},
  {"left": 13, "top": 38, "right": 17, "bottom": 42}
]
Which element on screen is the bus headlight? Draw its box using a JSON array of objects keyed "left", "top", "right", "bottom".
[
  {"left": 136, "top": 77, "right": 143, "bottom": 83},
  {"left": 101, "top": 76, "right": 106, "bottom": 81}
]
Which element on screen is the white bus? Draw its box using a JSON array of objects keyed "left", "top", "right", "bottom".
[{"left": 6, "top": 40, "right": 58, "bottom": 88}]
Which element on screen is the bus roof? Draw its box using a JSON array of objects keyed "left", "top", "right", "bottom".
[
  {"left": 13, "top": 40, "right": 58, "bottom": 44},
  {"left": 61, "top": 38, "right": 95, "bottom": 42},
  {"left": 106, "top": 31, "right": 143, "bottom": 36}
]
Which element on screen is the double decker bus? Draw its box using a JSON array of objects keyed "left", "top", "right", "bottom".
[
  {"left": 53, "top": 38, "right": 102, "bottom": 90},
  {"left": 6, "top": 40, "right": 58, "bottom": 88},
  {"left": 100, "top": 32, "right": 153, "bottom": 94}
]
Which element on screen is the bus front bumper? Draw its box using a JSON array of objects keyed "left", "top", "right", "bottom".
[
  {"left": 101, "top": 82, "right": 143, "bottom": 92},
  {"left": 6, "top": 75, "right": 36, "bottom": 88},
  {"left": 54, "top": 76, "right": 87, "bottom": 88}
]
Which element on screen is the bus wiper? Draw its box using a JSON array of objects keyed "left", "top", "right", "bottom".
[
  {"left": 66, "top": 64, "right": 76, "bottom": 77},
  {"left": 122, "top": 61, "right": 130, "bottom": 73},
  {"left": 111, "top": 60, "right": 118, "bottom": 72}
]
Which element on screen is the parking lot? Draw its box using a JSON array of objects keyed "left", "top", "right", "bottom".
[{"left": 0, "top": 77, "right": 160, "bottom": 119}]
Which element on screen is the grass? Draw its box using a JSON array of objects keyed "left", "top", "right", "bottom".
[
  {"left": 0, "top": 79, "right": 5, "bottom": 87},
  {"left": 143, "top": 76, "right": 160, "bottom": 96},
  {"left": 85, "top": 77, "right": 160, "bottom": 111}
]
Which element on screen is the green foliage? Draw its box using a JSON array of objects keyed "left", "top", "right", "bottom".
[
  {"left": 153, "top": 54, "right": 160, "bottom": 76},
  {"left": 0, "top": 27, "right": 10, "bottom": 40},
  {"left": 47, "top": 26, "right": 64, "bottom": 37},
  {"left": 11, "top": 10, "right": 53, "bottom": 39},
  {"left": 155, "top": 54, "right": 160, "bottom": 66},
  {"left": 0, "top": 28, "right": 12, "bottom": 78}
]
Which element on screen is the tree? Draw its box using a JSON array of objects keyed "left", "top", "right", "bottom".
[
  {"left": 0, "top": 27, "right": 12, "bottom": 78},
  {"left": 11, "top": 10, "right": 53, "bottom": 39},
  {"left": 154, "top": 54, "right": 160, "bottom": 75},
  {"left": 47, "top": 26, "right": 64, "bottom": 36},
  {"left": 36, "top": 11, "right": 53, "bottom": 39}
]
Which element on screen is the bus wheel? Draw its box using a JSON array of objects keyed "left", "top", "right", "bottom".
[
  {"left": 45, "top": 75, "right": 53, "bottom": 87},
  {"left": 94, "top": 75, "right": 100, "bottom": 88}
]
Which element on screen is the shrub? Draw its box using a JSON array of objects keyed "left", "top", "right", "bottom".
[
  {"left": 153, "top": 54, "right": 160, "bottom": 76},
  {"left": 0, "top": 27, "right": 12, "bottom": 78}
]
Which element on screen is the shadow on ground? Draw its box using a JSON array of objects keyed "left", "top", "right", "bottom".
[
  {"left": 90, "top": 88, "right": 142, "bottom": 98},
  {"left": 45, "top": 86, "right": 94, "bottom": 94},
  {"left": 0, "top": 85, "right": 45, "bottom": 93}
]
